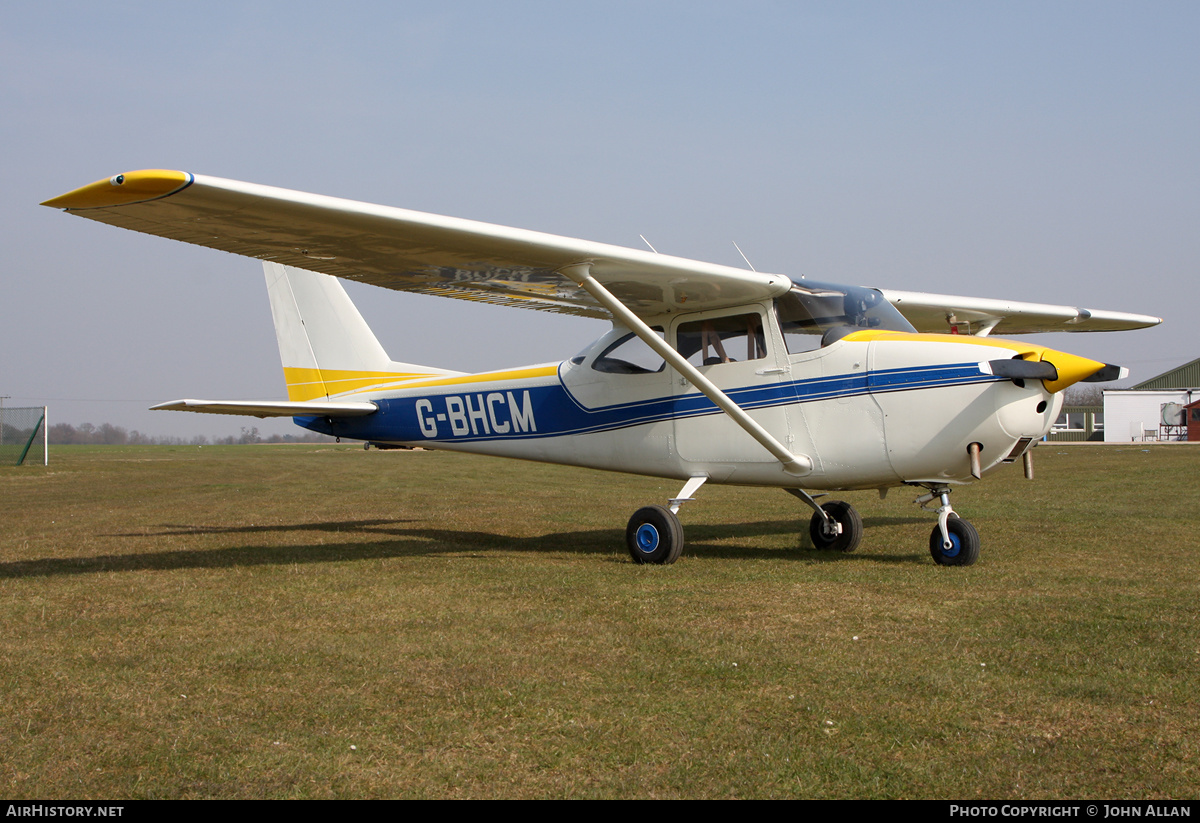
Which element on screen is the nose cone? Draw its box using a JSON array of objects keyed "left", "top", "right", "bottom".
[{"left": 1037, "top": 349, "right": 1109, "bottom": 393}]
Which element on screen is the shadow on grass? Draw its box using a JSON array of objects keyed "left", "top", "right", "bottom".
[
  {"left": 688, "top": 516, "right": 933, "bottom": 565},
  {"left": 117, "top": 519, "right": 420, "bottom": 537},
  {"left": 3, "top": 515, "right": 933, "bottom": 578}
]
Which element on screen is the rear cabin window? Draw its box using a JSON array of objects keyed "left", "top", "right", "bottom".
[{"left": 676, "top": 313, "right": 767, "bottom": 367}]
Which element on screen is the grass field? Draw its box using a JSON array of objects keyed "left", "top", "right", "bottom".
[{"left": 1, "top": 443, "right": 1197, "bottom": 799}]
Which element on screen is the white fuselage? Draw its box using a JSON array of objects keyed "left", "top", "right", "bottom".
[{"left": 302, "top": 301, "right": 1062, "bottom": 491}]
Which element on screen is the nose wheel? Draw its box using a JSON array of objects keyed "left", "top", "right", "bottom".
[
  {"left": 928, "top": 515, "right": 980, "bottom": 566},
  {"left": 917, "top": 487, "right": 980, "bottom": 566}
]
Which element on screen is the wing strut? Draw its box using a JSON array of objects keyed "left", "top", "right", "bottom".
[{"left": 558, "top": 264, "right": 812, "bottom": 477}]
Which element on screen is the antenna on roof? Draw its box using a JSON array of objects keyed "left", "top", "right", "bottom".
[
  {"left": 639, "top": 235, "right": 659, "bottom": 254},
  {"left": 732, "top": 241, "right": 756, "bottom": 272}
]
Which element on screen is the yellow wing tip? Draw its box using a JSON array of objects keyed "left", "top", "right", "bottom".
[{"left": 41, "top": 169, "right": 193, "bottom": 209}]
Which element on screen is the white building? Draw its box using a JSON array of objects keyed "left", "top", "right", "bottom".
[
  {"left": 1104, "top": 389, "right": 1195, "bottom": 442},
  {"left": 1102, "top": 357, "right": 1199, "bottom": 442}
]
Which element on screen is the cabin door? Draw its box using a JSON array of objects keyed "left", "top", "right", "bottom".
[{"left": 670, "top": 306, "right": 793, "bottom": 464}]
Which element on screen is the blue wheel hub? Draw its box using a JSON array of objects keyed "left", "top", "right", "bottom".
[
  {"left": 635, "top": 523, "right": 660, "bottom": 553},
  {"left": 943, "top": 531, "right": 961, "bottom": 557}
]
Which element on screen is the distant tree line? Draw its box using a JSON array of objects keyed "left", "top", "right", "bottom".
[
  {"left": 47, "top": 423, "right": 335, "bottom": 446},
  {"left": 1062, "top": 384, "right": 1105, "bottom": 406}
]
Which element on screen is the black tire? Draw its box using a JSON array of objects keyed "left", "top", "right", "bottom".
[
  {"left": 626, "top": 505, "right": 684, "bottom": 565},
  {"left": 808, "top": 500, "right": 863, "bottom": 553},
  {"left": 929, "top": 515, "right": 980, "bottom": 566}
]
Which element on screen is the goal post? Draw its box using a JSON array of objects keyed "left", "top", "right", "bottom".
[{"left": 0, "top": 406, "right": 48, "bottom": 466}]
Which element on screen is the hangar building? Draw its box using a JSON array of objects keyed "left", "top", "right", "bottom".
[{"left": 1103, "top": 357, "right": 1200, "bottom": 442}]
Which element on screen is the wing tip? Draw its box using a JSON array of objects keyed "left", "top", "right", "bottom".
[{"left": 42, "top": 169, "right": 193, "bottom": 210}]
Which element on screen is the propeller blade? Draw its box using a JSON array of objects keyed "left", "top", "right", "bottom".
[
  {"left": 1082, "top": 364, "right": 1130, "bottom": 383},
  {"left": 984, "top": 358, "right": 1058, "bottom": 382}
]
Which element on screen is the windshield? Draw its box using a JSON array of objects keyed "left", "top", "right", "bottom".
[
  {"left": 775, "top": 279, "right": 915, "bottom": 354},
  {"left": 591, "top": 327, "right": 666, "bottom": 374}
]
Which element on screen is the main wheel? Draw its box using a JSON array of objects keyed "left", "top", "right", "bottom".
[
  {"left": 808, "top": 500, "right": 863, "bottom": 553},
  {"left": 626, "top": 505, "right": 684, "bottom": 565},
  {"left": 929, "top": 515, "right": 980, "bottom": 566}
]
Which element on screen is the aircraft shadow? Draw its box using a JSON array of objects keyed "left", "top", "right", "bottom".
[{"left": 2, "top": 516, "right": 931, "bottom": 579}]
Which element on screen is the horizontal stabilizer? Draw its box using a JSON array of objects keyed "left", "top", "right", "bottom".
[{"left": 150, "top": 399, "right": 377, "bottom": 418}]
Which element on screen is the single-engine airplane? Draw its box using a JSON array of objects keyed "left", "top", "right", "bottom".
[{"left": 43, "top": 170, "right": 1161, "bottom": 566}]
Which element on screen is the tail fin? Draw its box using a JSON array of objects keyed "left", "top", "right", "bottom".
[{"left": 264, "top": 263, "right": 460, "bottom": 401}]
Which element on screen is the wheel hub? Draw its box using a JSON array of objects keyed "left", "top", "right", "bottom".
[{"left": 635, "top": 523, "right": 660, "bottom": 553}]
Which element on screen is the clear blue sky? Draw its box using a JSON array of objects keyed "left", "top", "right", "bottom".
[{"left": 3, "top": 1, "right": 1195, "bottom": 438}]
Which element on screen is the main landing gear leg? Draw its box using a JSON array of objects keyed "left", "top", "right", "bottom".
[
  {"left": 625, "top": 476, "right": 707, "bottom": 565},
  {"left": 916, "top": 487, "right": 980, "bottom": 566},
  {"left": 786, "top": 489, "right": 863, "bottom": 553}
]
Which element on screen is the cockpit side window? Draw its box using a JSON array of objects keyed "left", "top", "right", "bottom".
[
  {"left": 676, "top": 312, "right": 767, "bottom": 367},
  {"left": 591, "top": 327, "right": 667, "bottom": 374},
  {"left": 775, "top": 282, "right": 915, "bottom": 354}
]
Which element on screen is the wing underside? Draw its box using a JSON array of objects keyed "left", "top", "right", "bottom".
[
  {"left": 880, "top": 289, "right": 1160, "bottom": 336},
  {"left": 42, "top": 170, "right": 1161, "bottom": 334},
  {"left": 43, "top": 170, "right": 789, "bottom": 319}
]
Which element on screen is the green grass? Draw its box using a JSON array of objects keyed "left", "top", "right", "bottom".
[{"left": 1, "top": 444, "right": 1197, "bottom": 798}]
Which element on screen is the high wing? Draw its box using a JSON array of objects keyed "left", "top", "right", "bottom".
[
  {"left": 879, "top": 290, "right": 1160, "bottom": 336},
  {"left": 42, "top": 170, "right": 1162, "bottom": 334},
  {"left": 41, "top": 170, "right": 789, "bottom": 318}
]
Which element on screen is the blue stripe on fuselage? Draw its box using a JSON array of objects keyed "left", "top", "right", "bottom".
[{"left": 297, "top": 361, "right": 1002, "bottom": 443}]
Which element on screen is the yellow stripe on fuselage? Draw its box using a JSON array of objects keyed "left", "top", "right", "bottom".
[
  {"left": 284, "top": 368, "right": 440, "bottom": 401},
  {"left": 282, "top": 365, "right": 558, "bottom": 401},
  {"left": 386, "top": 365, "right": 558, "bottom": 391},
  {"left": 840, "top": 330, "right": 1105, "bottom": 392},
  {"left": 840, "top": 329, "right": 1048, "bottom": 352}
]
